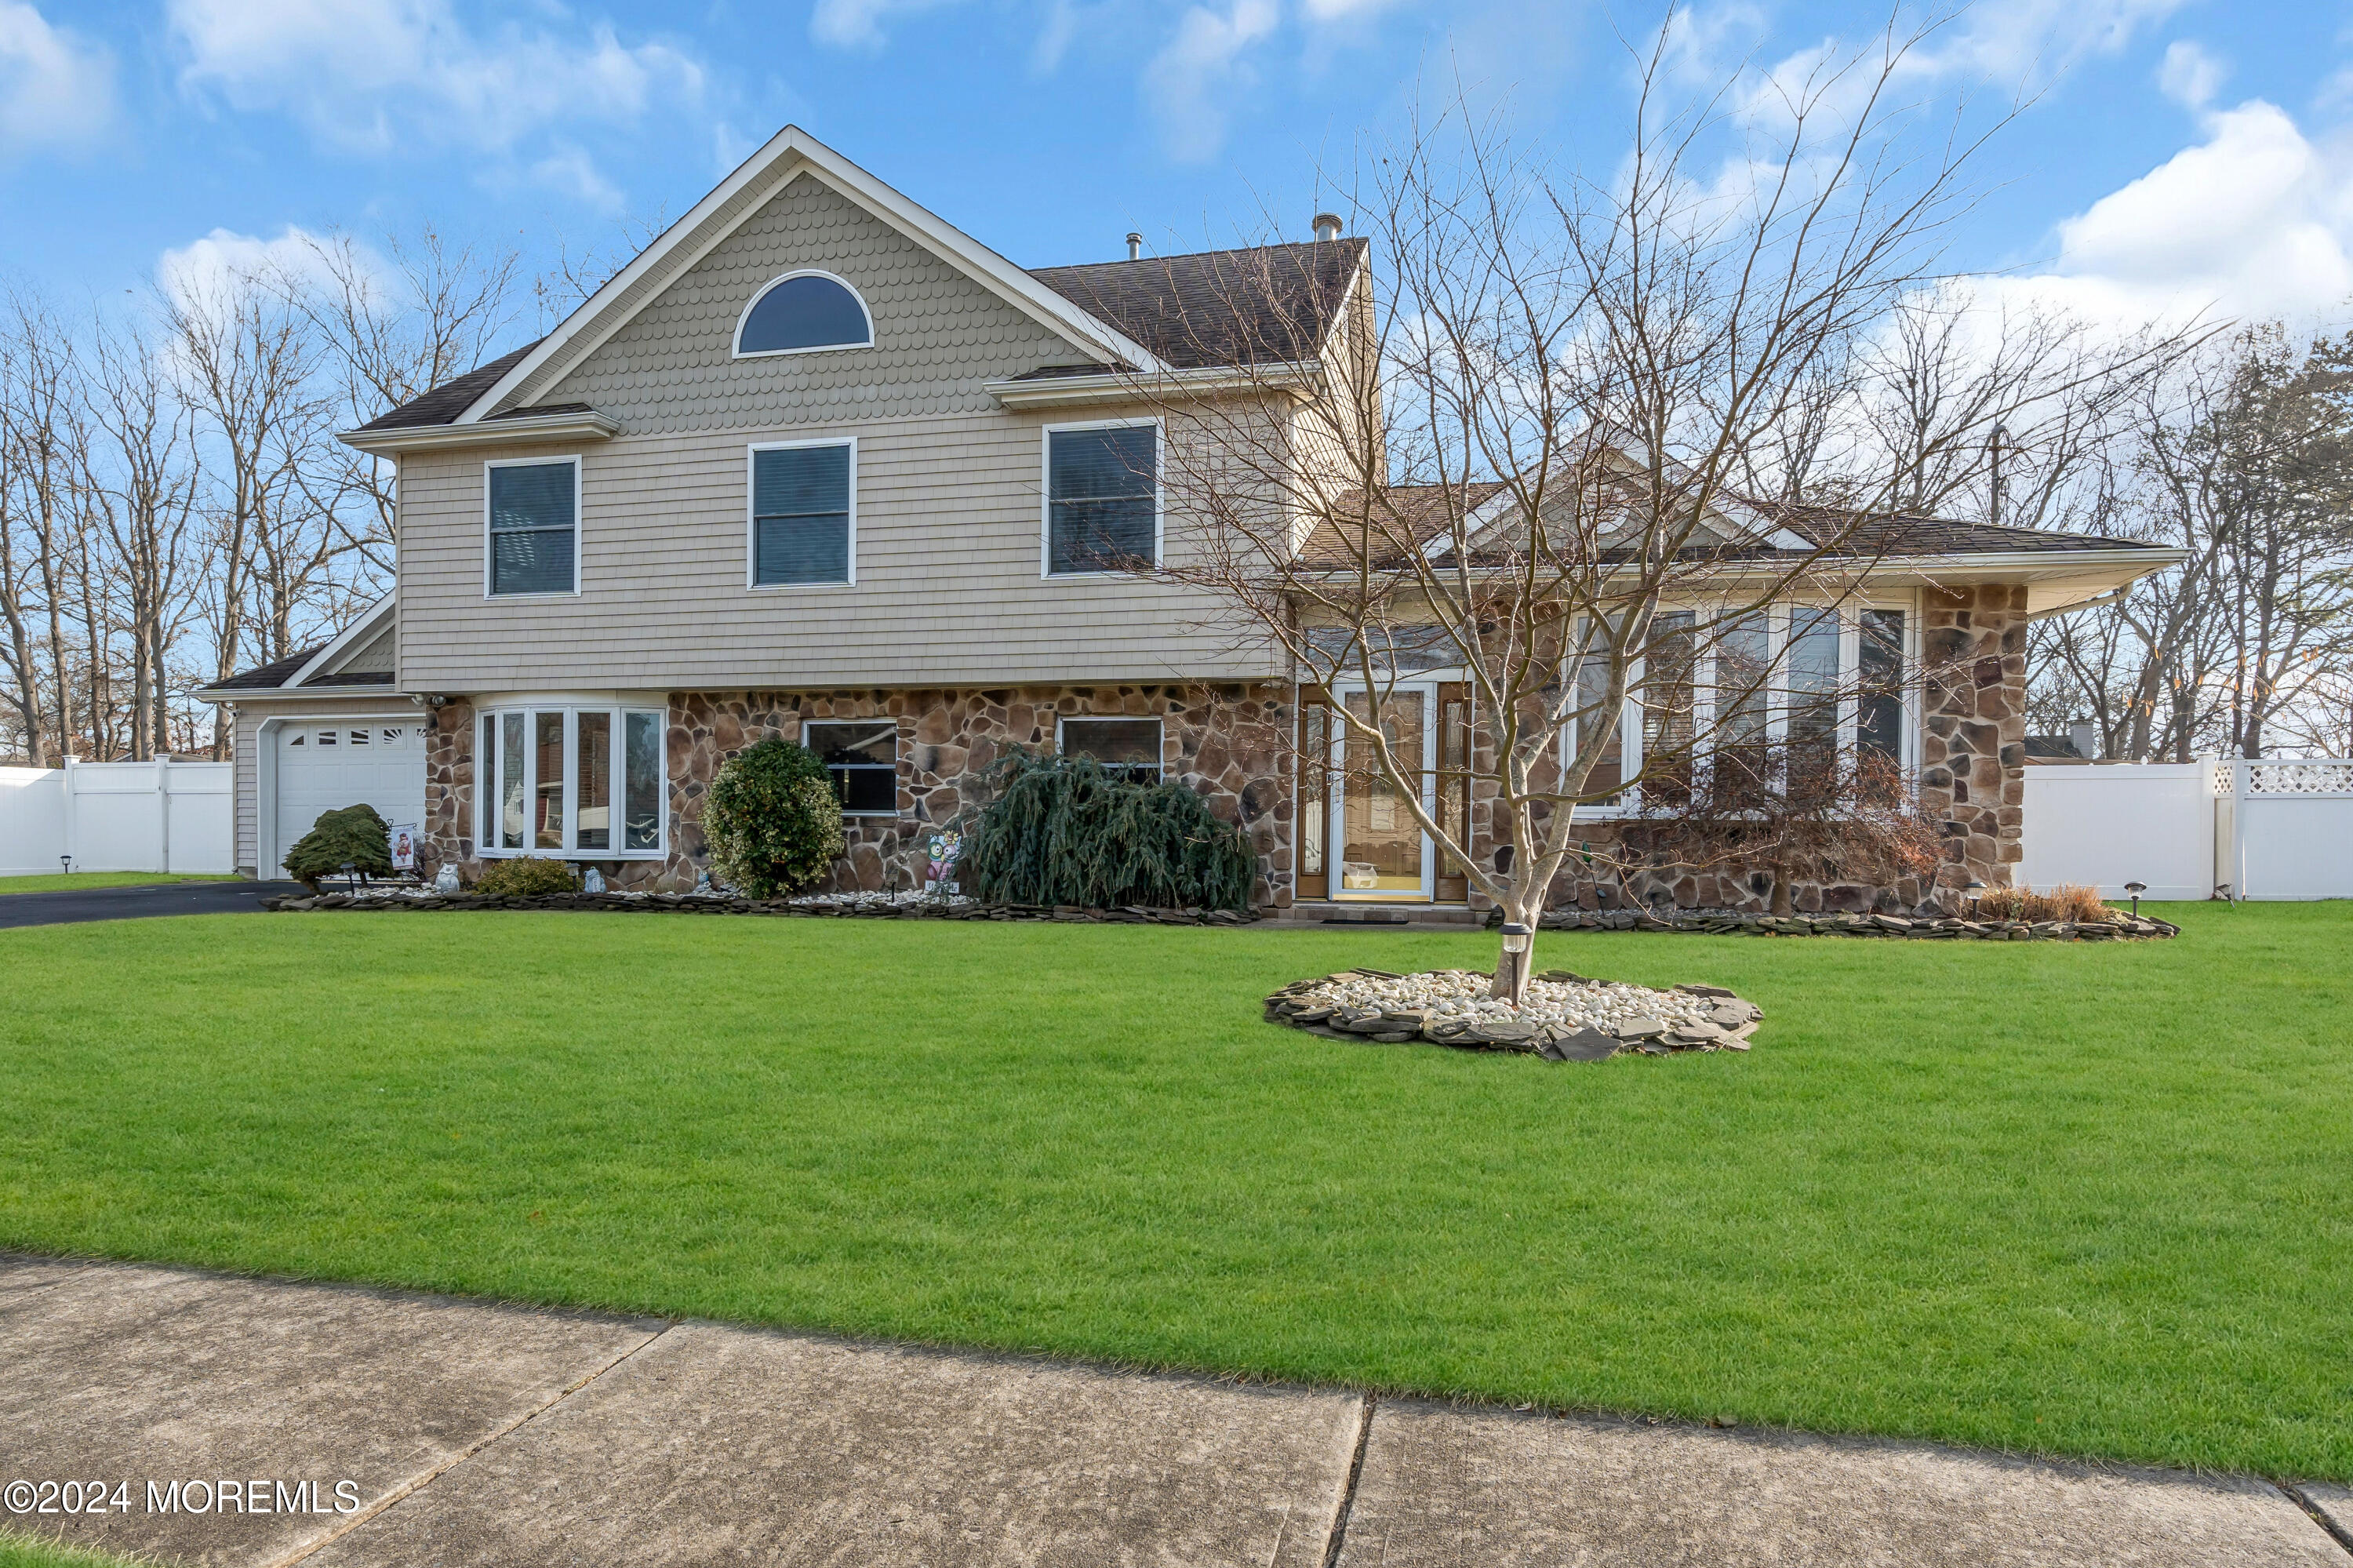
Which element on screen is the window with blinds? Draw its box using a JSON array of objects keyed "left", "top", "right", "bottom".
[{"left": 750, "top": 442, "right": 853, "bottom": 587}]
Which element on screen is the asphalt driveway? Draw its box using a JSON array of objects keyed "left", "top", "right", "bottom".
[{"left": 0, "top": 879, "right": 303, "bottom": 929}]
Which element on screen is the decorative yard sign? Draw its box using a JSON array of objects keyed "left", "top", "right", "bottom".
[
  {"left": 388, "top": 824, "right": 418, "bottom": 871},
  {"left": 926, "top": 831, "right": 962, "bottom": 896}
]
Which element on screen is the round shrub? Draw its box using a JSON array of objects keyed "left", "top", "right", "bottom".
[
  {"left": 283, "top": 802, "right": 394, "bottom": 891},
  {"left": 472, "top": 857, "right": 582, "bottom": 897},
  {"left": 704, "top": 737, "right": 847, "bottom": 897}
]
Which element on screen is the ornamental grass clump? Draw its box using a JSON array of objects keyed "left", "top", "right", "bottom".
[
  {"left": 283, "top": 803, "right": 394, "bottom": 892},
  {"left": 1973, "top": 882, "right": 2119, "bottom": 923},
  {"left": 958, "top": 750, "right": 1254, "bottom": 911},
  {"left": 472, "top": 857, "right": 582, "bottom": 897},
  {"left": 704, "top": 737, "right": 846, "bottom": 898}
]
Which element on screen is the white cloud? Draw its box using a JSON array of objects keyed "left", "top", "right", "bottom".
[
  {"left": 1986, "top": 100, "right": 2353, "bottom": 330},
  {"left": 2156, "top": 40, "right": 2224, "bottom": 111},
  {"left": 810, "top": 0, "right": 962, "bottom": 49},
  {"left": 531, "top": 144, "right": 624, "bottom": 211},
  {"left": 1142, "top": 0, "right": 1278, "bottom": 163},
  {"left": 167, "top": 0, "right": 704, "bottom": 157},
  {"left": 0, "top": 0, "right": 115, "bottom": 158},
  {"left": 155, "top": 225, "right": 368, "bottom": 312}
]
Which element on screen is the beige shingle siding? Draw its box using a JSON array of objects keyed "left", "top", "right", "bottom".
[
  {"left": 532, "top": 176, "right": 1086, "bottom": 433},
  {"left": 397, "top": 172, "right": 1287, "bottom": 690},
  {"left": 326, "top": 623, "right": 395, "bottom": 676},
  {"left": 394, "top": 408, "right": 1283, "bottom": 691}
]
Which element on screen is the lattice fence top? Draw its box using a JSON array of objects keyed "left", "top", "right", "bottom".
[{"left": 2237, "top": 760, "right": 2353, "bottom": 795}]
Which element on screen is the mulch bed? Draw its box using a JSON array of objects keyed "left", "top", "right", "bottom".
[{"left": 262, "top": 890, "right": 1259, "bottom": 925}]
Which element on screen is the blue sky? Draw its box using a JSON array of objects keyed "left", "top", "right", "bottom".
[{"left": 2, "top": 0, "right": 2349, "bottom": 353}]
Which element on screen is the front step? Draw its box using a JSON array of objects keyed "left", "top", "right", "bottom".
[{"left": 1282, "top": 901, "right": 1482, "bottom": 927}]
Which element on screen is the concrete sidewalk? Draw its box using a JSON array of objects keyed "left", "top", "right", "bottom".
[{"left": 2, "top": 1253, "right": 2346, "bottom": 1567}]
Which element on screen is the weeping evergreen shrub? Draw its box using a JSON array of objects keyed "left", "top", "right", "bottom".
[{"left": 958, "top": 750, "right": 1255, "bottom": 911}]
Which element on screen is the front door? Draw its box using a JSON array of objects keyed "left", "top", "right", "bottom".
[{"left": 1333, "top": 686, "right": 1435, "bottom": 900}]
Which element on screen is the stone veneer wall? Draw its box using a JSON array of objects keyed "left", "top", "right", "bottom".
[{"left": 420, "top": 684, "right": 1295, "bottom": 904}]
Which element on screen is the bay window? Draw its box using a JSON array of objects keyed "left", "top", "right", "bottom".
[
  {"left": 477, "top": 705, "right": 665, "bottom": 857},
  {"left": 1564, "top": 604, "right": 1912, "bottom": 813}
]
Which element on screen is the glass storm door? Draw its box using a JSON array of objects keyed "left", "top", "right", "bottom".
[{"left": 1333, "top": 686, "right": 1435, "bottom": 900}]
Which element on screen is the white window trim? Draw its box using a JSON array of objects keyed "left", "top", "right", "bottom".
[
  {"left": 744, "top": 435, "right": 857, "bottom": 591},
  {"left": 1563, "top": 600, "right": 1918, "bottom": 817},
  {"left": 802, "top": 718, "right": 900, "bottom": 817},
  {"left": 1055, "top": 715, "right": 1167, "bottom": 780},
  {"left": 482, "top": 454, "right": 583, "bottom": 599},
  {"left": 475, "top": 703, "right": 667, "bottom": 860},
  {"left": 731, "top": 270, "right": 875, "bottom": 360},
  {"left": 1039, "top": 417, "right": 1164, "bottom": 580}
]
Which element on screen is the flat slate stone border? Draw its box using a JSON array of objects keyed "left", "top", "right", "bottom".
[
  {"left": 262, "top": 890, "right": 1260, "bottom": 925},
  {"left": 1496, "top": 908, "right": 2180, "bottom": 940},
  {"left": 1267, "top": 967, "right": 1762, "bottom": 1060}
]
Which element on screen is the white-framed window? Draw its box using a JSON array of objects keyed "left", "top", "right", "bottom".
[
  {"left": 1564, "top": 602, "right": 1914, "bottom": 814},
  {"left": 1042, "top": 419, "right": 1160, "bottom": 577},
  {"left": 747, "top": 438, "right": 855, "bottom": 588},
  {"left": 1057, "top": 716, "right": 1165, "bottom": 783},
  {"left": 484, "top": 457, "right": 581, "bottom": 598},
  {"left": 804, "top": 719, "right": 899, "bottom": 815},
  {"left": 476, "top": 704, "right": 666, "bottom": 857},
  {"left": 733, "top": 271, "right": 874, "bottom": 358}
]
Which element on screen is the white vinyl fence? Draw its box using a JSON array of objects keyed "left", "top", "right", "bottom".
[
  {"left": 0, "top": 759, "right": 235, "bottom": 877},
  {"left": 2020, "top": 759, "right": 2353, "bottom": 900}
]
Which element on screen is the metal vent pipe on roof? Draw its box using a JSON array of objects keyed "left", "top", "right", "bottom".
[
  {"left": 1126, "top": 232, "right": 1142, "bottom": 260},
  {"left": 1313, "top": 213, "right": 1344, "bottom": 242}
]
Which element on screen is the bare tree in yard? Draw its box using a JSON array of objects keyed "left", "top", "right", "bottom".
[
  {"left": 1105, "top": 31, "right": 2151, "bottom": 993},
  {"left": 2, "top": 293, "right": 90, "bottom": 762}
]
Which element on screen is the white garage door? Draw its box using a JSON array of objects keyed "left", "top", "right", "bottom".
[{"left": 274, "top": 721, "right": 428, "bottom": 877}]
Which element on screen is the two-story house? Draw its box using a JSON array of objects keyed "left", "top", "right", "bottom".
[{"left": 201, "top": 126, "right": 2180, "bottom": 914}]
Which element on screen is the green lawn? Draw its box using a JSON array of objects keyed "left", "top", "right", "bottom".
[
  {"left": 0, "top": 873, "right": 238, "bottom": 894},
  {"left": 0, "top": 1528, "right": 147, "bottom": 1567},
  {"left": 2, "top": 904, "right": 2347, "bottom": 1480}
]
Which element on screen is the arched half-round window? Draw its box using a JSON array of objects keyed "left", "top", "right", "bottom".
[{"left": 734, "top": 271, "right": 874, "bottom": 357}]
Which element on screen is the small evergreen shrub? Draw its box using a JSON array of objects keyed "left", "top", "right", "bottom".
[
  {"left": 704, "top": 737, "right": 847, "bottom": 897},
  {"left": 958, "top": 750, "right": 1255, "bottom": 911},
  {"left": 472, "top": 857, "right": 582, "bottom": 897},
  {"left": 284, "top": 803, "right": 394, "bottom": 890}
]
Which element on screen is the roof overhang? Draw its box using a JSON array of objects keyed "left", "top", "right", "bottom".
[
  {"left": 986, "top": 360, "right": 1321, "bottom": 409},
  {"left": 340, "top": 409, "right": 621, "bottom": 457},
  {"left": 1290, "top": 546, "right": 2187, "bottom": 615},
  {"left": 193, "top": 682, "right": 413, "bottom": 707}
]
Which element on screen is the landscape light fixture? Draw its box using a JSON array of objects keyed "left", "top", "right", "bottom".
[
  {"left": 58, "top": 854, "right": 71, "bottom": 876},
  {"left": 1963, "top": 877, "right": 1986, "bottom": 915},
  {"left": 2124, "top": 880, "right": 2148, "bottom": 918},
  {"left": 1500, "top": 920, "right": 1533, "bottom": 1006},
  {"left": 340, "top": 860, "right": 358, "bottom": 893}
]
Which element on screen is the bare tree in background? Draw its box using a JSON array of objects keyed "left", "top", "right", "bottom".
[
  {"left": 2031, "top": 323, "right": 2353, "bottom": 759},
  {"left": 279, "top": 228, "right": 522, "bottom": 580},
  {"left": 1111, "top": 27, "right": 2164, "bottom": 990},
  {"left": 168, "top": 268, "right": 329, "bottom": 750},
  {"left": 4, "top": 293, "right": 83, "bottom": 761},
  {"left": 82, "top": 315, "right": 200, "bottom": 759}
]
